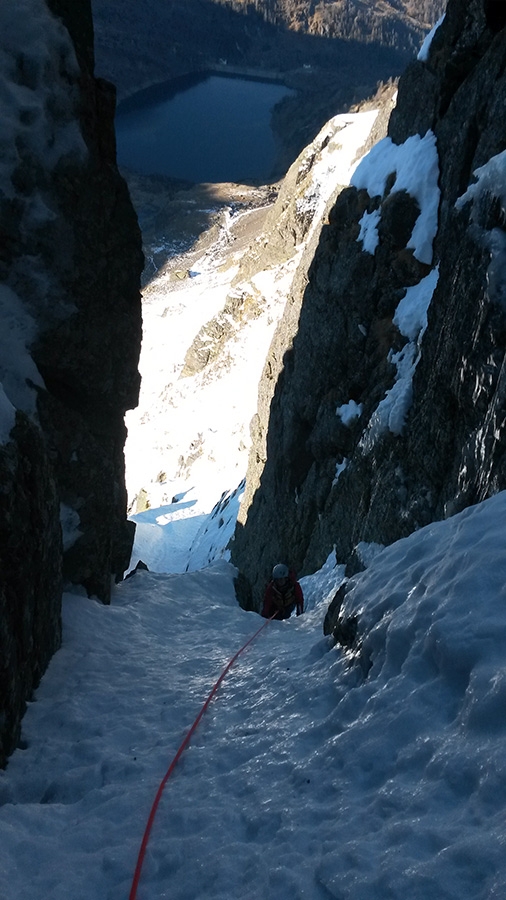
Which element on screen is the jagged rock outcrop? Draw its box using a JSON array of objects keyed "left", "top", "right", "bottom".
[
  {"left": 0, "top": 0, "right": 142, "bottom": 765},
  {"left": 231, "top": 0, "right": 506, "bottom": 610}
]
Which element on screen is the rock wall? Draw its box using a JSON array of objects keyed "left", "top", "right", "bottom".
[
  {"left": 231, "top": 0, "right": 506, "bottom": 609},
  {"left": 0, "top": 0, "right": 142, "bottom": 765}
]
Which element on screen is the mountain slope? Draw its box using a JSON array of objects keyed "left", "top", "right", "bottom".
[
  {"left": 218, "top": 0, "right": 444, "bottom": 50},
  {"left": 231, "top": 0, "right": 506, "bottom": 608}
]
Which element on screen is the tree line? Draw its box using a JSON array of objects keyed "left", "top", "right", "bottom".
[{"left": 210, "top": 0, "right": 446, "bottom": 53}]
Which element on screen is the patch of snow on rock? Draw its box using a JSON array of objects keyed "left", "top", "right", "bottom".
[{"left": 351, "top": 131, "right": 440, "bottom": 264}]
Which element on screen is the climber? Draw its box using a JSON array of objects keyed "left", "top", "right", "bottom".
[{"left": 261, "top": 563, "right": 304, "bottom": 620}]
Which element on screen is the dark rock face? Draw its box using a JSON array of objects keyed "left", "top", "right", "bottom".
[
  {"left": 232, "top": 0, "right": 506, "bottom": 609},
  {"left": 0, "top": 0, "right": 142, "bottom": 765},
  {"left": 0, "top": 414, "right": 62, "bottom": 764}
]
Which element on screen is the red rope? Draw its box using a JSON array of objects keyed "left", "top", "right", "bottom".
[{"left": 128, "top": 613, "right": 275, "bottom": 900}]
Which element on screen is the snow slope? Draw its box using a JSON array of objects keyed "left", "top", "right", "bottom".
[
  {"left": 1, "top": 493, "right": 506, "bottom": 899},
  {"left": 125, "top": 109, "right": 381, "bottom": 574}
]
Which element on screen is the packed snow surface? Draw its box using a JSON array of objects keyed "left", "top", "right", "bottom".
[{"left": 2, "top": 493, "right": 506, "bottom": 899}]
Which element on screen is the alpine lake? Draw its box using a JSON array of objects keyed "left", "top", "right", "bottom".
[{"left": 115, "top": 72, "right": 296, "bottom": 184}]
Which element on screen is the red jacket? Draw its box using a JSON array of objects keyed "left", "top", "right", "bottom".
[{"left": 261, "top": 573, "right": 304, "bottom": 620}]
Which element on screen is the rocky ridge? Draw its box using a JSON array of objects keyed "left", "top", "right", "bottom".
[
  {"left": 181, "top": 84, "right": 397, "bottom": 387},
  {"left": 231, "top": 0, "right": 506, "bottom": 611}
]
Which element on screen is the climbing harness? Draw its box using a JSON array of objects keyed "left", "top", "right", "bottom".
[{"left": 128, "top": 612, "right": 276, "bottom": 900}]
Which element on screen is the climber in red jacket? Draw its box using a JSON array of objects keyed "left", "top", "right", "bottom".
[{"left": 261, "top": 563, "right": 304, "bottom": 620}]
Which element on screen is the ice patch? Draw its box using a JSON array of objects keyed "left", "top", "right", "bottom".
[
  {"left": 363, "top": 341, "right": 418, "bottom": 441},
  {"left": 356, "top": 208, "right": 381, "bottom": 254},
  {"left": 456, "top": 150, "right": 506, "bottom": 309},
  {"left": 336, "top": 400, "right": 363, "bottom": 426},
  {"left": 456, "top": 149, "right": 506, "bottom": 213},
  {"left": 332, "top": 458, "right": 348, "bottom": 486},
  {"left": 351, "top": 131, "right": 440, "bottom": 264},
  {"left": 485, "top": 229, "right": 506, "bottom": 309},
  {"left": 417, "top": 14, "right": 446, "bottom": 61},
  {"left": 393, "top": 266, "right": 439, "bottom": 342},
  {"left": 360, "top": 267, "right": 439, "bottom": 446}
]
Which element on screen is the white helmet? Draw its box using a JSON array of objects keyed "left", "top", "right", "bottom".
[{"left": 272, "top": 563, "right": 289, "bottom": 579}]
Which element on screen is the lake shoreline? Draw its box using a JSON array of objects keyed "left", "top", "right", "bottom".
[{"left": 116, "top": 65, "right": 297, "bottom": 115}]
